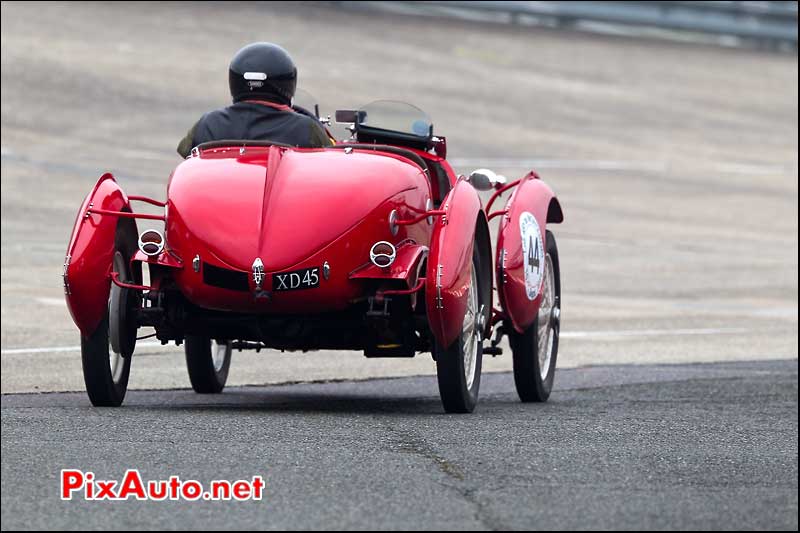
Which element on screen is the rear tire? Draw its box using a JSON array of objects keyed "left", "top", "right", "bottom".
[
  {"left": 509, "top": 230, "right": 561, "bottom": 402},
  {"left": 435, "top": 247, "right": 487, "bottom": 414},
  {"left": 185, "top": 337, "right": 231, "bottom": 394},
  {"left": 81, "top": 222, "right": 139, "bottom": 407},
  {"left": 81, "top": 313, "right": 131, "bottom": 407}
]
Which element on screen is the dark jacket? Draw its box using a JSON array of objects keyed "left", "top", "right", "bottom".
[{"left": 177, "top": 100, "right": 332, "bottom": 157}]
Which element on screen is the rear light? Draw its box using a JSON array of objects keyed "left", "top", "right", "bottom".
[
  {"left": 370, "top": 241, "right": 396, "bottom": 268},
  {"left": 138, "top": 229, "right": 164, "bottom": 257}
]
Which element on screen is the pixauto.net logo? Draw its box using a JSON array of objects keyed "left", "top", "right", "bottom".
[{"left": 61, "top": 469, "right": 265, "bottom": 502}]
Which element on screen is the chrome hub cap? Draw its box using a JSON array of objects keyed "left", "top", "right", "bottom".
[
  {"left": 211, "top": 340, "right": 230, "bottom": 373},
  {"left": 462, "top": 267, "right": 481, "bottom": 390},
  {"left": 109, "top": 344, "right": 125, "bottom": 383},
  {"left": 537, "top": 254, "right": 557, "bottom": 381}
]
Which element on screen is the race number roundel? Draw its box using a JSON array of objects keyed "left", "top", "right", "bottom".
[{"left": 519, "top": 212, "right": 544, "bottom": 300}]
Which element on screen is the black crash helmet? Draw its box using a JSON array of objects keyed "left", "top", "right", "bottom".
[{"left": 228, "top": 42, "right": 297, "bottom": 106}]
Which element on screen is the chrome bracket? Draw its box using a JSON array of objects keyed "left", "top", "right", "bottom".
[
  {"left": 435, "top": 264, "right": 444, "bottom": 309},
  {"left": 62, "top": 255, "right": 71, "bottom": 295},
  {"left": 476, "top": 304, "right": 486, "bottom": 334},
  {"left": 499, "top": 248, "right": 508, "bottom": 285},
  {"left": 192, "top": 255, "right": 201, "bottom": 273}
]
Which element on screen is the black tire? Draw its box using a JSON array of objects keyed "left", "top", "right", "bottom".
[
  {"left": 509, "top": 230, "right": 561, "bottom": 402},
  {"left": 435, "top": 246, "right": 488, "bottom": 414},
  {"left": 185, "top": 336, "right": 231, "bottom": 394},
  {"left": 81, "top": 219, "right": 140, "bottom": 407},
  {"left": 81, "top": 313, "right": 131, "bottom": 407}
]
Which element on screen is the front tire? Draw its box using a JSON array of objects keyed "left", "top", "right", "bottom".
[
  {"left": 435, "top": 247, "right": 487, "bottom": 414},
  {"left": 509, "top": 230, "right": 561, "bottom": 402},
  {"left": 185, "top": 337, "right": 232, "bottom": 394}
]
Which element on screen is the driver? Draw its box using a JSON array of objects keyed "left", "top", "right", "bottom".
[{"left": 177, "top": 42, "right": 333, "bottom": 157}]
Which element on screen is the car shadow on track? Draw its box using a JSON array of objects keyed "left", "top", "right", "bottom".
[
  {"left": 114, "top": 387, "right": 547, "bottom": 416},
  {"left": 121, "top": 390, "right": 451, "bottom": 415}
]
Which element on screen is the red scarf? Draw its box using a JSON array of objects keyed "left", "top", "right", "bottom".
[{"left": 244, "top": 99, "right": 293, "bottom": 113}]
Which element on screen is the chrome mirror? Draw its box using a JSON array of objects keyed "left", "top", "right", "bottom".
[{"left": 468, "top": 168, "right": 507, "bottom": 191}]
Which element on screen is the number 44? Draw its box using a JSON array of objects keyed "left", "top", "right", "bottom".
[{"left": 528, "top": 236, "right": 540, "bottom": 270}]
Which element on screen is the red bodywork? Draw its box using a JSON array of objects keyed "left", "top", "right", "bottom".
[
  {"left": 64, "top": 141, "right": 562, "bottom": 352},
  {"left": 64, "top": 173, "right": 135, "bottom": 335},
  {"left": 425, "top": 179, "right": 485, "bottom": 348},
  {"left": 166, "top": 145, "right": 431, "bottom": 313},
  {"left": 495, "top": 173, "right": 563, "bottom": 333}
]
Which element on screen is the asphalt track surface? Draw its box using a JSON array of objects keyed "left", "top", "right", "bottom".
[
  {"left": 1, "top": 1, "right": 798, "bottom": 530},
  {"left": 1, "top": 360, "right": 797, "bottom": 531}
]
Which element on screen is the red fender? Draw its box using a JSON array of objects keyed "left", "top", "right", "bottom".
[
  {"left": 496, "top": 172, "right": 563, "bottom": 333},
  {"left": 425, "top": 179, "right": 482, "bottom": 348},
  {"left": 64, "top": 173, "right": 136, "bottom": 336}
]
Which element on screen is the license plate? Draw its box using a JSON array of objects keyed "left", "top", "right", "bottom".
[{"left": 272, "top": 267, "right": 320, "bottom": 291}]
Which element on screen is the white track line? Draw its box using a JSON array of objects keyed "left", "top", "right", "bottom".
[
  {"left": 0, "top": 327, "right": 750, "bottom": 355},
  {"left": 1, "top": 341, "right": 167, "bottom": 355},
  {"left": 35, "top": 297, "right": 67, "bottom": 307},
  {"left": 560, "top": 327, "right": 747, "bottom": 339}
]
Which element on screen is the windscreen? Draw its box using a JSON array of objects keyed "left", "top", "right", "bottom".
[{"left": 358, "top": 100, "right": 432, "bottom": 138}]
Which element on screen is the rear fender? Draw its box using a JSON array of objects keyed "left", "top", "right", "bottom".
[
  {"left": 64, "top": 174, "right": 137, "bottom": 336},
  {"left": 496, "top": 173, "right": 563, "bottom": 333},
  {"left": 425, "top": 179, "right": 482, "bottom": 348}
]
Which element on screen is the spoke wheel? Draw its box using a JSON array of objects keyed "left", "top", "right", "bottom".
[
  {"left": 435, "top": 244, "right": 487, "bottom": 414},
  {"left": 509, "top": 230, "right": 561, "bottom": 403}
]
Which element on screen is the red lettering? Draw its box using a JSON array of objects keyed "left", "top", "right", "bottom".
[
  {"left": 95, "top": 480, "right": 117, "bottom": 500},
  {"left": 148, "top": 480, "right": 168, "bottom": 501},
  {"left": 60, "top": 470, "right": 84, "bottom": 500},
  {"left": 211, "top": 480, "right": 231, "bottom": 500},
  {"left": 169, "top": 476, "right": 181, "bottom": 500},
  {"left": 181, "top": 480, "right": 202, "bottom": 501},
  {"left": 118, "top": 470, "right": 146, "bottom": 500},
  {"left": 252, "top": 476, "right": 265, "bottom": 500},
  {"left": 232, "top": 481, "right": 250, "bottom": 500}
]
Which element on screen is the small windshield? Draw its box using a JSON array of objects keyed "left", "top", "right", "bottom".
[
  {"left": 358, "top": 100, "right": 432, "bottom": 138},
  {"left": 292, "top": 88, "right": 321, "bottom": 119}
]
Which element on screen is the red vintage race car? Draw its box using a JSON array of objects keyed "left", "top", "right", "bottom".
[{"left": 63, "top": 99, "right": 563, "bottom": 413}]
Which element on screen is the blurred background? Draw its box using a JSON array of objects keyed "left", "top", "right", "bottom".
[{"left": 1, "top": 1, "right": 797, "bottom": 393}]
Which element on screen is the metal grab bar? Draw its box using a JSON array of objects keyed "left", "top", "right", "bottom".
[
  {"left": 376, "top": 278, "right": 426, "bottom": 299},
  {"left": 487, "top": 210, "right": 508, "bottom": 221},
  {"left": 110, "top": 271, "right": 156, "bottom": 291},
  {"left": 87, "top": 208, "right": 166, "bottom": 221},
  {"left": 127, "top": 195, "right": 167, "bottom": 207},
  {"left": 395, "top": 211, "right": 445, "bottom": 226},
  {"left": 485, "top": 179, "right": 522, "bottom": 214}
]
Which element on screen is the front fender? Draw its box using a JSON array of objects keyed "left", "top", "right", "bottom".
[
  {"left": 425, "top": 179, "right": 482, "bottom": 348},
  {"left": 64, "top": 173, "right": 135, "bottom": 336},
  {"left": 496, "top": 172, "right": 563, "bottom": 333}
]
